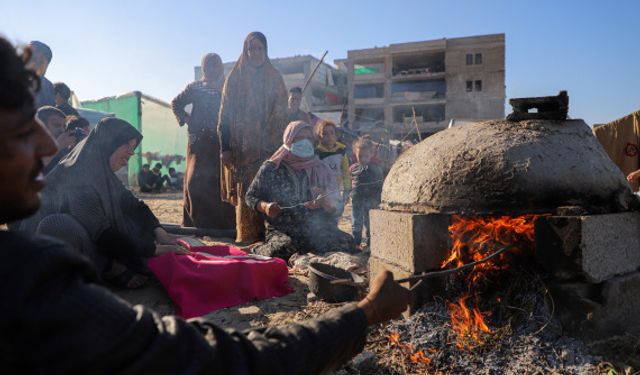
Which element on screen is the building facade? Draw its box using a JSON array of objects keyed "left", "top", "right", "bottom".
[{"left": 342, "top": 34, "right": 505, "bottom": 139}]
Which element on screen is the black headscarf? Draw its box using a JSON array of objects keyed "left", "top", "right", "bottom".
[{"left": 20, "top": 118, "right": 143, "bottom": 237}]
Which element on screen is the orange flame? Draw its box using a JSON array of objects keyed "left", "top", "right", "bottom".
[
  {"left": 388, "top": 331, "right": 433, "bottom": 366},
  {"left": 444, "top": 214, "right": 539, "bottom": 350},
  {"left": 410, "top": 350, "right": 432, "bottom": 365}
]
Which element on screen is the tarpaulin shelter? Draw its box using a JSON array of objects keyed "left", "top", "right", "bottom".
[
  {"left": 81, "top": 91, "right": 187, "bottom": 186},
  {"left": 593, "top": 110, "right": 640, "bottom": 191}
]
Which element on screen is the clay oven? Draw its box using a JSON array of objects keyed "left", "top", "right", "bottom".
[{"left": 370, "top": 92, "right": 640, "bottom": 341}]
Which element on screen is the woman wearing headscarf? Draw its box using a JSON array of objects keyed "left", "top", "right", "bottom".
[
  {"left": 171, "top": 53, "right": 235, "bottom": 229},
  {"left": 245, "top": 121, "right": 356, "bottom": 261},
  {"left": 218, "top": 31, "right": 288, "bottom": 244},
  {"left": 18, "top": 118, "right": 181, "bottom": 288}
]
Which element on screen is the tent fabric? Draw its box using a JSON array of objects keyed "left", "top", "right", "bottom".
[
  {"left": 593, "top": 110, "right": 640, "bottom": 191},
  {"left": 147, "top": 240, "right": 292, "bottom": 319}
]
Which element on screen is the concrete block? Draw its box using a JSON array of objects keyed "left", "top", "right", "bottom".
[
  {"left": 535, "top": 212, "right": 640, "bottom": 282},
  {"left": 547, "top": 280, "right": 601, "bottom": 336},
  {"left": 549, "top": 272, "right": 640, "bottom": 341},
  {"left": 370, "top": 209, "right": 450, "bottom": 273},
  {"left": 597, "top": 272, "right": 640, "bottom": 333}
]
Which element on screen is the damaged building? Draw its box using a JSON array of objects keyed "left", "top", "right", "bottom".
[{"left": 340, "top": 33, "right": 506, "bottom": 139}]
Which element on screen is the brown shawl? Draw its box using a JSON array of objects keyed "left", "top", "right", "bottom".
[{"left": 218, "top": 31, "right": 288, "bottom": 205}]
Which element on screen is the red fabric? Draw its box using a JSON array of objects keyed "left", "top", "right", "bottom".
[{"left": 147, "top": 241, "right": 292, "bottom": 319}]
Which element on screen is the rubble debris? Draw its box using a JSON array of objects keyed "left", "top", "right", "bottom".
[{"left": 507, "top": 91, "right": 568, "bottom": 121}]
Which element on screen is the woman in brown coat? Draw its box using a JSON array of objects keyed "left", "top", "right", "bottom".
[
  {"left": 172, "top": 53, "right": 235, "bottom": 229},
  {"left": 218, "top": 32, "right": 288, "bottom": 243}
]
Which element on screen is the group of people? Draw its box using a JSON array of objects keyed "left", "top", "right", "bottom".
[
  {"left": 0, "top": 33, "right": 411, "bottom": 373},
  {"left": 138, "top": 163, "right": 183, "bottom": 193},
  {"left": 25, "top": 41, "right": 92, "bottom": 176},
  {"left": 171, "top": 32, "right": 384, "bottom": 262}
]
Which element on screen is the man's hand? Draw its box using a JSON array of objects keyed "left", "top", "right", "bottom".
[
  {"left": 357, "top": 271, "right": 411, "bottom": 326},
  {"left": 220, "top": 151, "right": 233, "bottom": 168},
  {"left": 628, "top": 169, "right": 640, "bottom": 183}
]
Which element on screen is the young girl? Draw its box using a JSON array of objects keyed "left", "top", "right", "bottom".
[
  {"left": 315, "top": 120, "right": 350, "bottom": 203},
  {"left": 350, "top": 136, "right": 384, "bottom": 248}
]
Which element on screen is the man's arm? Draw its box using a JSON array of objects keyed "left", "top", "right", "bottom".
[{"left": 8, "top": 238, "right": 378, "bottom": 375}]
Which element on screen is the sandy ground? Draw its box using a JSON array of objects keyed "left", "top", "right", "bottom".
[
  {"left": 120, "top": 192, "right": 362, "bottom": 330},
  {"left": 118, "top": 193, "right": 624, "bottom": 374},
  {"left": 139, "top": 191, "right": 355, "bottom": 234}
]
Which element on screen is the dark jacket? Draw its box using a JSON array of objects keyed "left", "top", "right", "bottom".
[
  {"left": 34, "top": 76, "right": 55, "bottom": 108},
  {"left": 350, "top": 162, "right": 383, "bottom": 203},
  {"left": 56, "top": 102, "right": 79, "bottom": 116},
  {"left": 0, "top": 231, "right": 368, "bottom": 374}
]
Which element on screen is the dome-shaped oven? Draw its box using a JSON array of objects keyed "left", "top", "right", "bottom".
[{"left": 381, "top": 119, "right": 637, "bottom": 215}]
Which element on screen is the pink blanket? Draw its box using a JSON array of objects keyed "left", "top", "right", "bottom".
[{"left": 147, "top": 241, "right": 292, "bottom": 319}]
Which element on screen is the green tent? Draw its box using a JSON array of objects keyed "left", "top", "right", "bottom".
[{"left": 81, "top": 91, "right": 188, "bottom": 186}]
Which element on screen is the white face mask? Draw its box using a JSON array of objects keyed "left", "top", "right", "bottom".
[{"left": 289, "top": 139, "right": 315, "bottom": 158}]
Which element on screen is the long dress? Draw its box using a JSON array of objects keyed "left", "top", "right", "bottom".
[
  {"left": 16, "top": 118, "right": 159, "bottom": 274},
  {"left": 245, "top": 161, "right": 356, "bottom": 261},
  {"left": 172, "top": 81, "right": 235, "bottom": 229},
  {"left": 218, "top": 33, "right": 288, "bottom": 243}
]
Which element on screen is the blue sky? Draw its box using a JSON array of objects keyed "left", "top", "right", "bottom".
[{"left": 1, "top": 0, "right": 638, "bottom": 125}]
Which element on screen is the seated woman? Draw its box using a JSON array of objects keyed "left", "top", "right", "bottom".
[
  {"left": 17, "top": 117, "right": 181, "bottom": 288},
  {"left": 245, "top": 121, "right": 356, "bottom": 261}
]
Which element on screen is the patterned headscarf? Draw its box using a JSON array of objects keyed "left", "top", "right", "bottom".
[{"left": 268, "top": 121, "right": 336, "bottom": 195}]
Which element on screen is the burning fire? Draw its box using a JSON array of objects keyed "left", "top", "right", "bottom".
[
  {"left": 443, "top": 214, "right": 539, "bottom": 350},
  {"left": 389, "top": 331, "right": 432, "bottom": 365}
]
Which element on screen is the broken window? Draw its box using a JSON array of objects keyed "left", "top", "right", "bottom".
[
  {"left": 354, "top": 83, "right": 384, "bottom": 99},
  {"left": 355, "top": 107, "right": 385, "bottom": 130},
  {"left": 391, "top": 79, "right": 446, "bottom": 101},
  {"left": 466, "top": 80, "right": 473, "bottom": 92},
  {"left": 393, "top": 104, "right": 445, "bottom": 123},
  {"left": 475, "top": 53, "right": 483, "bottom": 64},
  {"left": 466, "top": 54, "right": 473, "bottom": 65},
  {"left": 392, "top": 51, "right": 445, "bottom": 76},
  {"left": 475, "top": 80, "right": 482, "bottom": 92}
]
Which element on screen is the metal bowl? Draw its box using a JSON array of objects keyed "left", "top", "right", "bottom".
[{"left": 307, "top": 262, "right": 364, "bottom": 303}]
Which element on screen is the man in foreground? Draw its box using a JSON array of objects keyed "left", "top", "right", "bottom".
[{"left": 0, "top": 37, "right": 411, "bottom": 374}]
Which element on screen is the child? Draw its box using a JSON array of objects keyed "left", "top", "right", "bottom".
[
  {"left": 168, "top": 167, "right": 184, "bottom": 190},
  {"left": 350, "top": 136, "right": 384, "bottom": 248},
  {"left": 315, "top": 120, "right": 350, "bottom": 203}
]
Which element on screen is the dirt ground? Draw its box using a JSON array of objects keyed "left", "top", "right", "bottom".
[
  {"left": 121, "top": 192, "right": 627, "bottom": 374},
  {"left": 124, "top": 192, "right": 363, "bottom": 331}
]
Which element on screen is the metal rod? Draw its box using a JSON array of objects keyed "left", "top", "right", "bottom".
[
  {"left": 395, "top": 245, "right": 513, "bottom": 284},
  {"left": 302, "top": 50, "right": 329, "bottom": 94},
  {"left": 161, "top": 223, "right": 236, "bottom": 239}
]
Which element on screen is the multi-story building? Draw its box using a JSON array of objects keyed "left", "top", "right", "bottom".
[{"left": 341, "top": 33, "right": 505, "bottom": 139}]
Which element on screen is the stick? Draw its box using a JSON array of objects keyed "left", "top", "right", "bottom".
[
  {"left": 161, "top": 223, "right": 236, "bottom": 239},
  {"left": 395, "top": 245, "right": 513, "bottom": 284},
  {"left": 411, "top": 107, "right": 422, "bottom": 142},
  {"left": 302, "top": 50, "right": 328, "bottom": 94}
]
